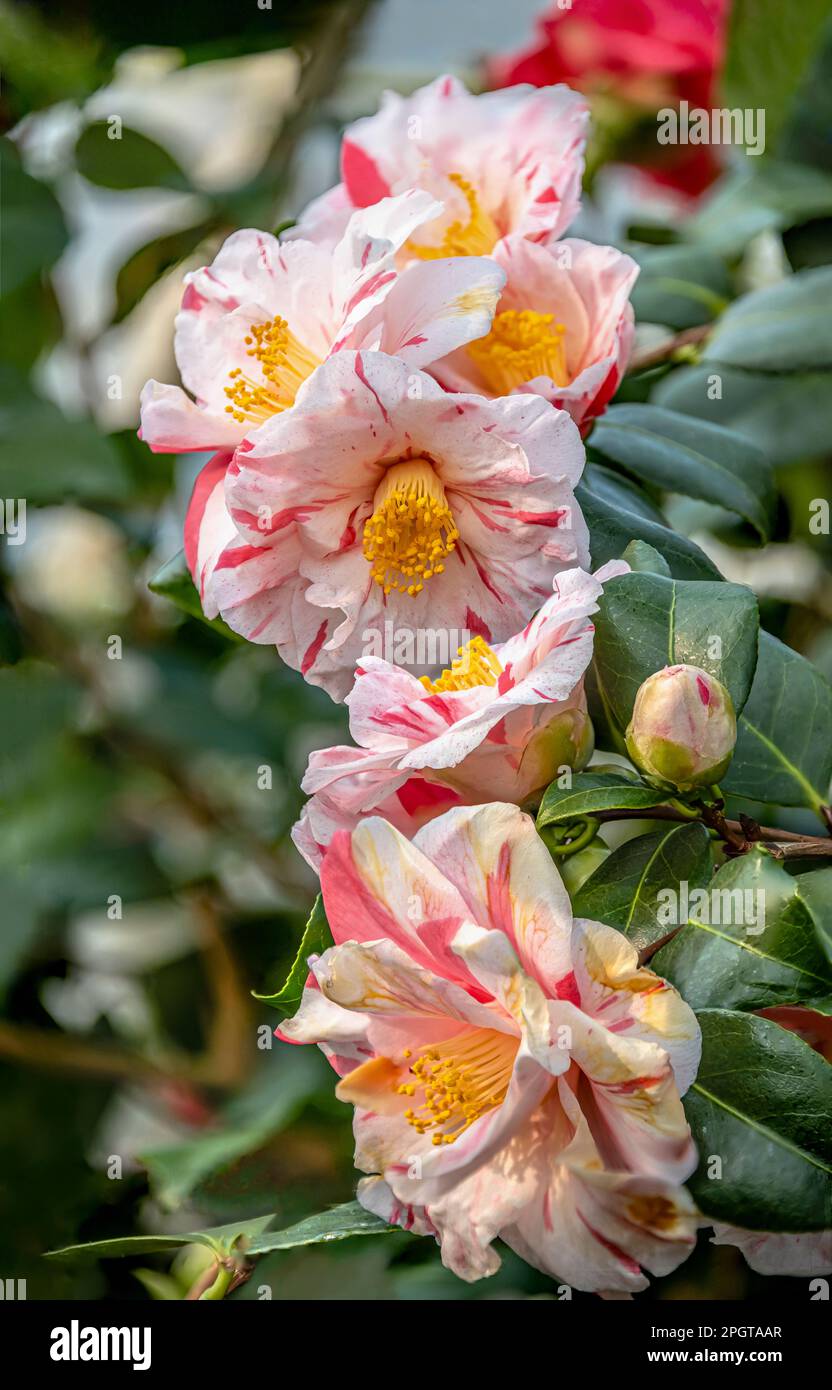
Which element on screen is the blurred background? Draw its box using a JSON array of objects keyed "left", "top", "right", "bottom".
[{"left": 2, "top": 0, "right": 831, "bottom": 1300}]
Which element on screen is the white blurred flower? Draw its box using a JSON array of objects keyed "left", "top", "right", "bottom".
[
  {"left": 8, "top": 506, "right": 133, "bottom": 621},
  {"left": 85, "top": 45, "right": 301, "bottom": 194}
]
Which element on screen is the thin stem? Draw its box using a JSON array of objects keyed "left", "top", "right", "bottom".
[
  {"left": 627, "top": 323, "right": 712, "bottom": 374},
  {"left": 592, "top": 805, "right": 832, "bottom": 859}
]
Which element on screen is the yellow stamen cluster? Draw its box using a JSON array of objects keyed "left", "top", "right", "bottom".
[
  {"left": 397, "top": 1029, "right": 517, "bottom": 1145},
  {"left": 468, "top": 309, "right": 570, "bottom": 394},
  {"left": 408, "top": 172, "right": 499, "bottom": 260},
  {"left": 363, "top": 458, "right": 459, "bottom": 597},
  {"left": 224, "top": 316, "right": 321, "bottom": 424},
  {"left": 419, "top": 634, "right": 503, "bottom": 693}
]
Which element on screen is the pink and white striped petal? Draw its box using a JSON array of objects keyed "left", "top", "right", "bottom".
[{"left": 412, "top": 804, "right": 575, "bottom": 1001}]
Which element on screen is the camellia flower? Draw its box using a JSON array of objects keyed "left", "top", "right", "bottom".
[
  {"left": 293, "top": 562, "right": 626, "bottom": 868},
  {"left": 279, "top": 803, "right": 701, "bottom": 1292},
  {"left": 196, "top": 350, "right": 589, "bottom": 699},
  {"left": 625, "top": 664, "right": 737, "bottom": 791},
  {"left": 292, "top": 74, "right": 588, "bottom": 255},
  {"left": 489, "top": 0, "right": 729, "bottom": 199},
  {"left": 139, "top": 187, "right": 505, "bottom": 457},
  {"left": 432, "top": 236, "right": 638, "bottom": 432}
]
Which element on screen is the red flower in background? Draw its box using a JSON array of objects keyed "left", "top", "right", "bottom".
[{"left": 489, "top": 0, "right": 730, "bottom": 198}]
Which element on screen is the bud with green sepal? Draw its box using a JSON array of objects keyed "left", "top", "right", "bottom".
[{"left": 625, "top": 664, "right": 737, "bottom": 793}]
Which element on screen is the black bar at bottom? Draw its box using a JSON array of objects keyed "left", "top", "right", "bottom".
[{"left": 1, "top": 1296, "right": 827, "bottom": 1377}]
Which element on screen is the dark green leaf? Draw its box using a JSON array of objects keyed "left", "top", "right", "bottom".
[
  {"left": 0, "top": 870, "right": 42, "bottom": 1001},
  {"left": 653, "top": 850, "right": 832, "bottom": 1013},
  {"left": 684, "top": 1010, "right": 832, "bottom": 1231},
  {"left": 654, "top": 360, "right": 832, "bottom": 465},
  {"left": 148, "top": 549, "right": 242, "bottom": 641},
  {"left": 75, "top": 122, "right": 189, "bottom": 191},
  {"left": 796, "top": 866, "right": 832, "bottom": 967},
  {"left": 591, "top": 569, "right": 759, "bottom": 733},
  {"left": 0, "top": 593, "right": 23, "bottom": 665},
  {"left": 723, "top": 631, "right": 832, "bottom": 814},
  {"left": 255, "top": 895, "right": 333, "bottom": 1013},
  {"left": 573, "top": 823, "right": 712, "bottom": 953},
  {"left": 577, "top": 470, "right": 721, "bottom": 581},
  {"left": 590, "top": 405, "right": 776, "bottom": 541},
  {"left": 0, "top": 137, "right": 67, "bottom": 298},
  {"left": 703, "top": 267, "right": 832, "bottom": 372},
  {"left": 537, "top": 771, "right": 669, "bottom": 830},
  {"left": 584, "top": 462, "right": 665, "bottom": 523},
  {"left": 0, "top": 369, "right": 131, "bottom": 503},
  {"left": 0, "top": 275, "right": 62, "bottom": 371}
]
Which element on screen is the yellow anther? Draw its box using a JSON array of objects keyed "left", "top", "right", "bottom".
[
  {"left": 467, "top": 309, "right": 569, "bottom": 394},
  {"left": 407, "top": 173, "right": 499, "bottom": 260},
  {"left": 363, "top": 458, "right": 458, "bottom": 597},
  {"left": 223, "top": 315, "right": 321, "bottom": 424},
  {"left": 419, "top": 633, "right": 504, "bottom": 693},
  {"left": 394, "top": 1028, "right": 517, "bottom": 1146}
]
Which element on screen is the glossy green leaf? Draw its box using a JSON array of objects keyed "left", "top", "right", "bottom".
[
  {"left": 653, "top": 849, "right": 832, "bottom": 1013},
  {"left": 573, "top": 822, "right": 712, "bottom": 953},
  {"left": 255, "top": 895, "right": 334, "bottom": 1014},
  {"left": 796, "top": 866, "right": 832, "bottom": 967},
  {"left": 590, "top": 405, "right": 776, "bottom": 541},
  {"left": 723, "top": 631, "right": 832, "bottom": 814},
  {"left": 591, "top": 569, "right": 759, "bottom": 734},
  {"left": 684, "top": 1010, "right": 832, "bottom": 1231},
  {"left": 577, "top": 470, "right": 721, "bottom": 581},
  {"left": 537, "top": 771, "right": 670, "bottom": 830},
  {"left": 703, "top": 267, "right": 832, "bottom": 372},
  {"left": 620, "top": 540, "right": 671, "bottom": 578},
  {"left": 246, "top": 1201, "right": 395, "bottom": 1255}
]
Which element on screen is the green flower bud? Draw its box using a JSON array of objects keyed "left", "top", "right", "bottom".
[
  {"left": 521, "top": 704, "right": 595, "bottom": 792},
  {"left": 625, "top": 664, "right": 737, "bottom": 792}
]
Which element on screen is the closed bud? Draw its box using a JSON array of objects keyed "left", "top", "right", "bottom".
[
  {"left": 521, "top": 702, "right": 595, "bottom": 790},
  {"left": 625, "top": 664, "right": 736, "bottom": 791}
]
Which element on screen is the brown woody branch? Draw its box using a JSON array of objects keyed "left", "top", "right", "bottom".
[
  {"left": 593, "top": 805, "right": 832, "bottom": 860},
  {"left": 627, "top": 323, "right": 712, "bottom": 373}
]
